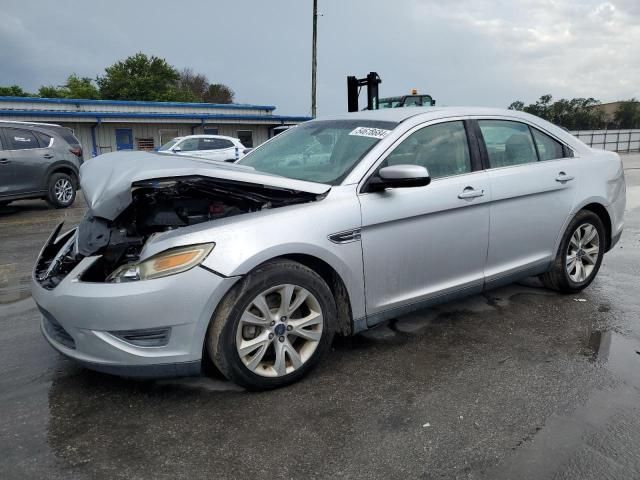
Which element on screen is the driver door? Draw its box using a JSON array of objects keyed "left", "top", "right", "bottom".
[{"left": 358, "top": 120, "right": 491, "bottom": 324}]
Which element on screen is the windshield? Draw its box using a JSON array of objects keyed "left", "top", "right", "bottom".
[
  {"left": 379, "top": 97, "right": 403, "bottom": 109},
  {"left": 158, "top": 138, "right": 181, "bottom": 151},
  {"left": 237, "top": 120, "right": 397, "bottom": 185}
]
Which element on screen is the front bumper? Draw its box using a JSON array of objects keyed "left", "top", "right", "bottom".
[{"left": 32, "top": 255, "right": 239, "bottom": 378}]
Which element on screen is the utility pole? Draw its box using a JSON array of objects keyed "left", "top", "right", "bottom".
[{"left": 311, "top": 0, "right": 318, "bottom": 117}]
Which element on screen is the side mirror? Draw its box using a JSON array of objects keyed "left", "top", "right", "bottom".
[
  {"left": 172, "top": 146, "right": 182, "bottom": 153},
  {"left": 367, "top": 164, "right": 430, "bottom": 192}
]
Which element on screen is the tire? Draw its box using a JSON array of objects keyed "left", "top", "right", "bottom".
[
  {"left": 46, "top": 172, "right": 76, "bottom": 208},
  {"left": 540, "top": 210, "right": 605, "bottom": 293},
  {"left": 206, "top": 259, "right": 336, "bottom": 390}
]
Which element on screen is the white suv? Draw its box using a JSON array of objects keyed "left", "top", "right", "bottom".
[{"left": 158, "top": 135, "right": 246, "bottom": 162}]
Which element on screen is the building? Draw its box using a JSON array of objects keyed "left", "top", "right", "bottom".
[
  {"left": 589, "top": 100, "right": 639, "bottom": 124},
  {"left": 0, "top": 96, "right": 311, "bottom": 157}
]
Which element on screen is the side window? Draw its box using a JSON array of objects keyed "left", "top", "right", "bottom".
[
  {"left": 478, "top": 120, "right": 537, "bottom": 168},
  {"left": 383, "top": 121, "right": 471, "bottom": 179},
  {"left": 531, "top": 128, "right": 564, "bottom": 161},
  {"left": 198, "top": 138, "right": 234, "bottom": 150},
  {"left": 5, "top": 128, "right": 39, "bottom": 150},
  {"left": 178, "top": 138, "right": 200, "bottom": 152},
  {"left": 198, "top": 137, "right": 220, "bottom": 150},
  {"left": 35, "top": 132, "right": 53, "bottom": 148}
]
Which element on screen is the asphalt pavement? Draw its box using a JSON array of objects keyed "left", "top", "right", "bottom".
[{"left": 1, "top": 154, "right": 639, "bottom": 479}]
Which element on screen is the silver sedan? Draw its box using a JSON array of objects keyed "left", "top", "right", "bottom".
[{"left": 32, "top": 107, "right": 626, "bottom": 389}]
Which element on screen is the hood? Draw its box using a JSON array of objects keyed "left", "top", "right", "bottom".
[{"left": 80, "top": 151, "right": 331, "bottom": 220}]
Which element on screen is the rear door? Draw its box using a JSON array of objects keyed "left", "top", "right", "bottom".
[
  {"left": 475, "top": 119, "right": 579, "bottom": 285},
  {"left": 1, "top": 127, "right": 48, "bottom": 194},
  {"left": 358, "top": 119, "right": 491, "bottom": 322},
  {"left": 0, "top": 130, "right": 17, "bottom": 196}
]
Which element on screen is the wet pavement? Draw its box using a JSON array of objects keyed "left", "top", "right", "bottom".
[{"left": 1, "top": 155, "right": 639, "bottom": 479}]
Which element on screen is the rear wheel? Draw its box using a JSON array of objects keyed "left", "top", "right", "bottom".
[
  {"left": 46, "top": 172, "right": 76, "bottom": 208},
  {"left": 540, "top": 210, "right": 605, "bottom": 293},
  {"left": 206, "top": 259, "right": 335, "bottom": 390}
]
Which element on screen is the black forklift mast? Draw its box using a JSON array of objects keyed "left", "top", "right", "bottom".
[{"left": 347, "top": 72, "right": 382, "bottom": 112}]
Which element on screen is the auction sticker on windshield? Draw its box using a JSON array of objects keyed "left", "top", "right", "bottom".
[{"left": 349, "top": 127, "right": 392, "bottom": 139}]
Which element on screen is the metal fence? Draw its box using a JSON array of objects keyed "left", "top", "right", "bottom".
[{"left": 570, "top": 129, "right": 640, "bottom": 153}]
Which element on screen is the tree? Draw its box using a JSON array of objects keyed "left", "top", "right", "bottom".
[
  {"left": 0, "top": 85, "right": 33, "bottom": 97},
  {"left": 65, "top": 74, "right": 100, "bottom": 99},
  {"left": 176, "top": 68, "right": 235, "bottom": 104},
  {"left": 613, "top": 99, "right": 640, "bottom": 129},
  {"left": 37, "top": 85, "right": 66, "bottom": 98},
  {"left": 507, "top": 94, "right": 606, "bottom": 130},
  {"left": 97, "top": 53, "right": 180, "bottom": 101},
  {"left": 508, "top": 100, "right": 524, "bottom": 111},
  {"left": 38, "top": 74, "right": 100, "bottom": 99},
  {"left": 177, "top": 68, "right": 208, "bottom": 101},
  {"left": 204, "top": 83, "right": 235, "bottom": 104}
]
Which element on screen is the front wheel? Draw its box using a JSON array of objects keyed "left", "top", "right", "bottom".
[
  {"left": 46, "top": 172, "right": 76, "bottom": 208},
  {"left": 206, "top": 259, "right": 336, "bottom": 390},
  {"left": 540, "top": 210, "right": 605, "bottom": 293}
]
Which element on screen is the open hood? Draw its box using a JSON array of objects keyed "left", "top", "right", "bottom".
[{"left": 80, "top": 151, "right": 331, "bottom": 220}]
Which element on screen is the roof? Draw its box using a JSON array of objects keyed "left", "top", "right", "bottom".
[
  {"left": 0, "top": 96, "right": 276, "bottom": 111},
  {"left": 318, "top": 106, "right": 536, "bottom": 123},
  {"left": 0, "top": 95, "right": 311, "bottom": 125}
]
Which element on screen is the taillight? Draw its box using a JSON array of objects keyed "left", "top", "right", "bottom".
[
  {"left": 69, "top": 147, "right": 83, "bottom": 159},
  {"left": 243, "top": 148, "right": 252, "bottom": 155}
]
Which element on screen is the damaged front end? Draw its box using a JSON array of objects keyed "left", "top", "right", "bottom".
[{"left": 35, "top": 174, "right": 327, "bottom": 288}]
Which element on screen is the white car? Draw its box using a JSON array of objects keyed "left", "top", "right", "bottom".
[{"left": 158, "top": 135, "right": 246, "bottom": 162}]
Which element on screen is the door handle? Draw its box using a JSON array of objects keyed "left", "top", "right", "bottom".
[
  {"left": 458, "top": 187, "right": 484, "bottom": 199},
  {"left": 0, "top": 158, "right": 10, "bottom": 165},
  {"left": 555, "top": 172, "right": 574, "bottom": 183},
  {"left": 43, "top": 154, "right": 54, "bottom": 159}
]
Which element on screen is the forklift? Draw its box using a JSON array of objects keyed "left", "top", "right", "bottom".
[{"left": 347, "top": 72, "right": 436, "bottom": 112}]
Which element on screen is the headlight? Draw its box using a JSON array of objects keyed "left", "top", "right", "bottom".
[{"left": 107, "top": 243, "right": 214, "bottom": 283}]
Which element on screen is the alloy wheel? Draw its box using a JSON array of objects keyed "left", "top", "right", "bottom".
[
  {"left": 566, "top": 223, "right": 600, "bottom": 283},
  {"left": 54, "top": 178, "right": 73, "bottom": 204},
  {"left": 236, "top": 284, "right": 323, "bottom": 377}
]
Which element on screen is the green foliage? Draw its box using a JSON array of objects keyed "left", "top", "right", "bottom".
[
  {"left": 613, "top": 99, "right": 640, "bottom": 129},
  {"left": 38, "top": 74, "right": 100, "bottom": 99},
  {"left": 507, "top": 94, "right": 606, "bottom": 130},
  {"left": 1, "top": 54, "right": 235, "bottom": 104},
  {"left": 97, "top": 53, "right": 180, "bottom": 101},
  {"left": 508, "top": 100, "right": 524, "bottom": 111},
  {"left": 177, "top": 68, "right": 235, "bottom": 104},
  {"left": 65, "top": 74, "right": 100, "bottom": 99},
  {"left": 204, "top": 83, "right": 235, "bottom": 104},
  {"left": 0, "top": 85, "right": 33, "bottom": 97}
]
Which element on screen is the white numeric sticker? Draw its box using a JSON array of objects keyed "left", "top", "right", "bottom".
[{"left": 349, "top": 127, "right": 391, "bottom": 139}]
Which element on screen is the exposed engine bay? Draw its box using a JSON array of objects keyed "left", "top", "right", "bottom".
[{"left": 35, "top": 176, "right": 324, "bottom": 288}]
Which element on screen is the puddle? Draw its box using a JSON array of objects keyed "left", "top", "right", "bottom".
[
  {"left": 155, "top": 376, "right": 245, "bottom": 392},
  {"left": 584, "top": 329, "right": 640, "bottom": 386}
]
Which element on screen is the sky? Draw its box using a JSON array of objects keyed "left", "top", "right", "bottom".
[{"left": 0, "top": 0, "right": 638, "bottom": 116}]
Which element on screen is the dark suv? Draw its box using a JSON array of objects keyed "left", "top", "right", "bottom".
[{"left": 0, "top": 121, "right": 83, "bottom": 208}]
